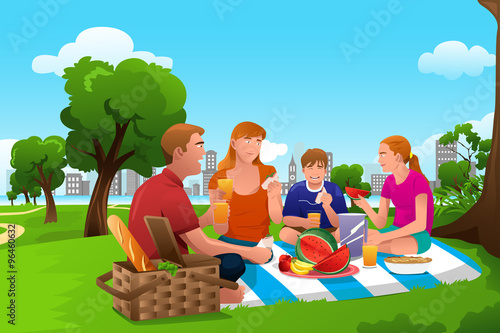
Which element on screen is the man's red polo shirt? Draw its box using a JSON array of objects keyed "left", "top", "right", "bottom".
[{"left": 128, "top": 168, "right": 200, "bottom": 259}]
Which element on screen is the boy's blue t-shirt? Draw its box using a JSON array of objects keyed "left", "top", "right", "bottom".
[{"left": 283, "top": 180, "right": 348, "bottom": 229}]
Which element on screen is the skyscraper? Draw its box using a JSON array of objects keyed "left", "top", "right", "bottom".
[
  {"left": 125, "top": 170, "right": 141, "bottom": 196},
  {"left": 325, "top": 152, "right": 333, "bottom": 181},
  {"left": 109, "top": 171, "right": 122, "bottom": 196},
  {"left": 192, "top": 183, "right": 201, "bottom": 196},
  {"left": 281, "top": 154, "right": 297, "bottom": 195},
  {"left": 436, "top": 140, "right": 457, "bottom": 187},
  {"left": 66, "top": 173, "right": 83, "bottom": 195},
  {"left": 203, "top": 150, "right": 217, "bottom": 195},
  {"left": 371, "top": 174, "right": 389, "bottom": 195}
]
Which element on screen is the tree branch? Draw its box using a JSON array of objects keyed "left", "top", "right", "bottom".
[
  {"left": 443, "top": 146, "right": 469, "bottom": 161},
  {"left": 114, "top": 150, "right": 135, "bottom": 168},
  {"left": 92, "top": 139, "right": 105, "bottom": 173},
  {"left": 71, "top": 144, "right": 97, "bottom": 159}
]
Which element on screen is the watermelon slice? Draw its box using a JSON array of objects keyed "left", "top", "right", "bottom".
[
  {"left": 313, "top": 244, "right": 351, "bottom": 274},
  {"left": 345, "top": 187, "right": 370, "bottom": 200},
  {"left": 295, "top": 228, "right": 338, "bottom": 264}
]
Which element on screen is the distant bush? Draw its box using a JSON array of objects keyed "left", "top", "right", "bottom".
[
  {"left": 357, "top": 313, "right": 446, "bottom": 333},
  {"left": 455, "top": 302, "right": 500, "bottom": 333},
  {"left": 20, "top": 202, "right": 34, "bottom": 207},
  {"left": 434, "top": 175, "right": 484, "bottom": 217}
]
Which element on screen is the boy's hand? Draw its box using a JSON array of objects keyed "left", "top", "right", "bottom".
[
  {"left": 302, "top": 217, "right": 320, "bottom": 229},
  {"left": 320, "top": 193, "right": 333, "bottom": 206}
]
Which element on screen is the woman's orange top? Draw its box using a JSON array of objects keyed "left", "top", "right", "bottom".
[{"left": 208, "top": 164, "right": 277, "bottom": 243}]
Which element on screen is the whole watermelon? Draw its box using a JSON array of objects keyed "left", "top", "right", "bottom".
[{"left": 295, "top": 228, "right": 338, "bottom": 264}]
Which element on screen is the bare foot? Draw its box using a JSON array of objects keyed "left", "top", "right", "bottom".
[{"left": 220, "top": 285, "right": 245, "bottom": 304}]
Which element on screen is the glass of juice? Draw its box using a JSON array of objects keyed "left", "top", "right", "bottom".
[
  {"left": 307, "top": 210, "right": 321, "bottom": 228},
  {"left": 363, "top": 245, "right": 378, "bottom": 268},
  {"left": 218, "top": 176, "right": 234, "bottom": 200},
  {"left": 213, "top": 201, "right": 229, "bottom": 224}
]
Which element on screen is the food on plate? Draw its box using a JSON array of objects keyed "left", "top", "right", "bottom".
[
  {"left": 290, "top": 259, "right": 310, "bottom": 275},
  {"left": 313, "top": 244, "right": 351, "bottom": 274},
  {"left": 295, "top": 228, "right": 338, "bottom": 264},
  {"left": 345, "top": 187, "right": 370, "bottom": 200},
  {"left": 279, "top": 254, "right": 292, "bottom": 263},
  {"left": 279, "top": 258, "right": 291, "bottom": 272},
  {"left": 384, "top": 256, "right": 432, "bottom": 264},
  {"left": 293, "top": 259, "right": 314, "bottom": 271}
]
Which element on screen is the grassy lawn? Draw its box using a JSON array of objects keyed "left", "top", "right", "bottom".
[{"left": 0, "top": 204, "right": 498, "bottom": 332}]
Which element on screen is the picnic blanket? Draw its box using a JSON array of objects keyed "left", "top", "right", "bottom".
[{"left": 222, "top": 239, "right": 482, "bottom": 309}]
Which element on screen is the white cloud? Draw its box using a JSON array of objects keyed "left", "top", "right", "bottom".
[
  {"left": 32, "top": 27, "right": 173, "bottom": 77},
  {"left": 0, "top": 139, "right": 18, "bottom": 194},
  {"left": 418, "top": 41, "right": 495, "bottom": 80},
  {"left": 465, "top": 112, "right": 494, "bottom": 140},
  {"left": 260, "top": 140, "right": 288, "bottom": 163}
]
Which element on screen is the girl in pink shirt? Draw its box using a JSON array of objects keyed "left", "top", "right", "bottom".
[{"left": 355, "top": 135, "right": 434, "bottom": 255}]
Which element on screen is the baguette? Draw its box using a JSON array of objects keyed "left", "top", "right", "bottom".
[{"left": 107, "top": 215, "right": 157, "bottom": 272}]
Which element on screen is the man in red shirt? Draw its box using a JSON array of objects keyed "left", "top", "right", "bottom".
[{"left": 129, "top": 123, "right": 272, "bottom": 303}]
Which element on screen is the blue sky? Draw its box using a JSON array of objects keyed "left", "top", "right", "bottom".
[{"left": 0, "top": 0, "right": 496, "bottom": 193}]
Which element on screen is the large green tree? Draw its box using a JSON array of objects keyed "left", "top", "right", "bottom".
[
  {"left": 29, "top": 186, "right": 42, "bottom": 206},
  {"left": 61, "top": 57, "right": 187, "bottom": 237},
  {"left": 330, "top": 164, "right": 372, "bottom": 207},
  {"left": 6, "top": 191, "right": 17, "bottom": 206},
  {"left": 433, "top": 0, "right": 500, "bottom": 258},
  {"left": 10, "top": 136, "right": 66, "bottom": 223}
]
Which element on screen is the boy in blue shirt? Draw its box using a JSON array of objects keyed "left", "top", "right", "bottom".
[{"left": 279, "top": 148, "right": 348, "bottom": 245}]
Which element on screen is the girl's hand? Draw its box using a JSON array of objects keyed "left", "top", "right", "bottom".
[
  {"left": 364, "top": 232, "right": 389, "bottom": 246},
  {"left": 354, "top": 195, "right": 370, "bottom": 211},
  {"left": 267, "top": 181, "right": 282, "bottom": 199}
]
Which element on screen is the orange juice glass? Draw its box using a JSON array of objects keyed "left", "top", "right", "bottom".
[
  {"left": 218, "top": 177, "right": 234, "bottom": 200},
  {"left": 363, "top": 245, "right": 378, "bottom": 267},
  {"left": 307, "top": 210, "right": 321, "bottom": 227},
  {"left": 213, "top": 202, "right": 229, "bottom": 224}
]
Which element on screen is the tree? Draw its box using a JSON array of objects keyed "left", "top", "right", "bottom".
[
  {"left": 10, "top": 172, "right": 30, "bottom": 204},
  {"left": 439, "top": 123, "right": 491, "bottom": 178},
  {"left": 29, "top": 186, "right": 42, "bottom": 206},
  {"left": 330, "top": 164, "right": 372, "bottom": 207},
  {"left": 433, "top": 0, "right": 500, "bottom": 258},
  {"left": 438, "top": 161, "right": 475, "bottom": 192},
  {"left": 61, "top": 57, "right": 187, "bottom": 237},
  {"left": 10, "top": 136, "right": 66, "bottom": 223},
  {"left": 6, "top": 191, "right": 17, "bottom": 206}
]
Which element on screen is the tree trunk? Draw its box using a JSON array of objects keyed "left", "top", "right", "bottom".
[
  {"left": 42, "top": 185, "right": 57, "bottom": 223},
  {"left": 433, "top": 0, "right": 500, "bottom": 258},
  {"left": 33, "top": 196, "right": 37, "bottom": 206},
  {"left": 22, "top": 190, "right": 29, "bottom": 204},
  {"left": 84, "top": 168, "right": 115, "bottom": 237},
  {"left": 10, "top": 200, "right": 13, "bottom": 206}
]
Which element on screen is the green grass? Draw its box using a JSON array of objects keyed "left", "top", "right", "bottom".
[
  {"left": 0, "top": 227, "right": 6, "bottom": 234},
  {"left": 0, "top": 204, "right": 498, "bottom": 332}
]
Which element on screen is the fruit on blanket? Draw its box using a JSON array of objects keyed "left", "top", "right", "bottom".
[
  {"left": 279, "top": 254, "right": 292, "bottom": 263},
  {"left": 290, "top": 259, "right": 310, "bottom": 275},
  {"left": 313, "top": 244, "right": 350, "bottom": 274},
  {"left": 295, "top": 228, "right": 338, "bottom": 264},
  {"left": 279, "top": 258, "right": 292, "bottom": 272},
  {"left": 293, "top": 259, "right": 314, "bottom": 271},
  {"left": 345, "top": 187, "right": 370, "bottom": 200}
]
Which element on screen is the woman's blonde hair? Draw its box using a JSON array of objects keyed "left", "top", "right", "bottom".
[
  {"left": 381, "top": 135, "right": 429, "bottom": 184},
  {"left": 218, "top": 121, "right": 266, "bottom": 170}
]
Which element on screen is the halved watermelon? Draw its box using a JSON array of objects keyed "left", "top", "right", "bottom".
[
  {"left": 345, "top": 187, "right": 370, "bottom": 200},
  {"left": 295, "top": 228, "right": 338, "bottom": 264},
  {"left": 313, "top": 244, "right": 351, "bottom": 274}
]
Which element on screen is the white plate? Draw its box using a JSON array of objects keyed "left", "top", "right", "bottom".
[{"left": 385, "top": 261, "right": 431, "bottom": 275}]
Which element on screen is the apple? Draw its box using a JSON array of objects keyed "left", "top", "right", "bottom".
[{"left": 279, "top": 259, "right": 291, "bottom": 272}]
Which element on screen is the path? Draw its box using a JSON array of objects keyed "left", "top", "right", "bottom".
[
  {"left": 0, "top": 206, "right": 46, "bottom": 216},
  {"left": 107, "top": 204, "right": 130, "bottom": 210},
  {"left": 0, "top": 224, "right": 25, "bottom": 244}
]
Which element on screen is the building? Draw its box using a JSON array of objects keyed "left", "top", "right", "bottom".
[
  {"left": 371, "top": 174, "right": 389, "bottom": 195},
  {"left": 202, "top": 150, "right": 217, "bottom": 195},
  {"left": 429, "top": 180, "right": 437, "bottom": 191},
  {"left": 125, "top": 170, "right": 141, "bottom": 196},
  {"left": 281, "top": 155, "right": 297, "bottom": 195},
  {"left": 325, "top": 152, "right": 333, "bottom": 181},
  {"left": 109, "top": 171, "right": 122, "bottom": 196},
  {"left": 192, "top": 183, "right": 201, "bottom": 196},
  {"left": 82, "top": 181, "right": 90, "bottom": 195},
  {"left": 142, "top": 167, "right": 157, "bottom": 184},
  {"left": 362, "top": 163, "right": 383, "bottom": 183},
  {"left": 66, "top": 173, "right": 83, "bottom": 195},
  {"left": 436, "top": 140, "right": 457, "bottom": 187},
  {"left": 470, "top": 162, "right": 477, "bottom": 177},
  {"left": 184, "top": 187, "right": 193, "bottom": 195}
]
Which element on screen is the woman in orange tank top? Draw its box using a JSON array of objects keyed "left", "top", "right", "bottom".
[{"left": 208, "top": 122, "right": 283, "bottom": 253}]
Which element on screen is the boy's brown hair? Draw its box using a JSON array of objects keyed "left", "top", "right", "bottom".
[
  {"left": 301, "top": 148, "right": 328, "bottom": 168},
  {"left": 161, "top": 123, "right": 205, "bottom": 165}
]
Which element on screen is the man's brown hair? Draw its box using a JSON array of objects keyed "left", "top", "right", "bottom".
[
  {"left": 301, "top": 148, "right": 328, "bottom": 168},
  {"left": 161, "top": 123, "right": 205, "bottom": 165}
]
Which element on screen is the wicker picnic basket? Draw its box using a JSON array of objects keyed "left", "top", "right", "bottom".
[{"left": 96, "top": 216, "right": 238, "bottom": 321}]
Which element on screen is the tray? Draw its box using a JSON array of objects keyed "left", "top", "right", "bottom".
[{"left": 281, "top": 264, "right": 359, "bottom": 278}]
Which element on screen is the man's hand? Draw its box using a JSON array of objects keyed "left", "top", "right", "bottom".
[
  {"left": 247, "top": 247, "right": 272, "bottom": 264},
  {"left": 302, "top": 217, "right": 320, "bottom": 229},
  {"left": 267, "top": 181, "right": 282, "bottom": 199},
  {"left": 320, "top": 192, "right": 333, "bottom": 207}
]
